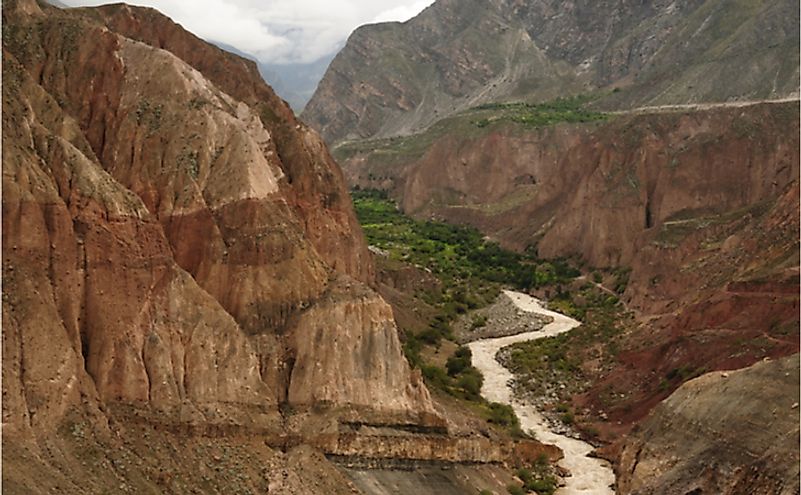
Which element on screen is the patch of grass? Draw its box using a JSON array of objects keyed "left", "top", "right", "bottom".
[
  {"left": 333, "top": 95, "right": 609, "bottom": 166},
  {"left": 485, "top": 402, "right": 520, "bottom": 430},
  {"left": 511, "top": 454, "right": 558, "bottom": 495},
  {"left": 474, "top": 95, "right": 608, "bottom": 129}
]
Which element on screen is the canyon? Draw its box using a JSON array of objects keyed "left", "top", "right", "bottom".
[
  {"left": 3, "top": 0, "right": 799, "bottom": 493},
  {"left": 334, "top": 98, "right": 800, "bottom": 491},
  {"left": 302, "top": 0, "right": 800, "bottom": 491}
]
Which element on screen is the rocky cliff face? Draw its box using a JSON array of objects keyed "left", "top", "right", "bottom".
[
  {"left": 394, "top": 103, "right": 799, "bottom": 267},
  {"left": 1, "top": 1, "right": 462, "bottom": 491},
  {"left": 303, "top": 0, "right": 799, "bottom": 144},
  {"left": 618, "top": 354, "right": 800, "bottom": 495},
  {"left": 3, "top": 0, "right": 432, "bottom": 422}
]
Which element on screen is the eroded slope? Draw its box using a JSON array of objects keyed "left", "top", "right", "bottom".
[{"left": 618, "top": 355, "right": 800, "bottom": 495}]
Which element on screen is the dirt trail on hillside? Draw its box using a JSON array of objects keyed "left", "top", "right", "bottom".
[
  {"left": 468, "top": 290, "right": 616, "bottom": 494},
  {"left": 612, "top": 96, "right": 799, "bottom": 115}
]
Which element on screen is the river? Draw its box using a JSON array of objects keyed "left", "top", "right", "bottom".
[{"left": 467, "top": 290, "right": 616, "bottom": 494}]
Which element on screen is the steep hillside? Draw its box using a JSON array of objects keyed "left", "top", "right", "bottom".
[
  {"left": 2, "top": 1, "right": 556, "bottom": 493},
  {"left": 303, "top": 0, "right": 799, "bottom": 144},
  {"left": 618, "top": 355, "right": 800, "bottom": 495}
]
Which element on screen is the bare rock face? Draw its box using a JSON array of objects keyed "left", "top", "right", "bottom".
[
  {"left": 287, "top": 279, "right": 435, "bottom": 418},
  {"left": 88, "top": 3, "right": 374, "bottom": 284},
  {"left": 3, "top": 48, "right": 269, "bottom": 435},
  {"left": 617, "top": 355, "right": 800, "bottom": 494},
  {"left": 303, "top": 0, "right": 799, "bottom": 144},
  {"left": 369, "top": 102, "right": 798, "bottom": 268},
  {"left": 2, "top": 0, "right": 435, "bottom": 464}
]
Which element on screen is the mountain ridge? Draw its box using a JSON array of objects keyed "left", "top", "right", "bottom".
[{"left": 302, "top": 0, "right": 800, "bottom": 144}]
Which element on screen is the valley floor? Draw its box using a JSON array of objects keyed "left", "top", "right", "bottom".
[{"left": 469, "top": 291, "right": 616, "bottom": 494}]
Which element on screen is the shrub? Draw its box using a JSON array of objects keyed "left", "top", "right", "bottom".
[
  {"left": 525, "top": 477, "right": 557, "bottom": 495},
  {"left": 487, "top": 402, "right": 520, "bottom": 429},
  {"left": 403, "top": 334, "right": 422, "bottom": 368},
  {"left": 421, "top": 365, "right": 450, "bottom": 391},
  {"left": 418, "top": 327, "right": 443, "bottom": 346},
  {"left": 446, "top": 346, "right": 472, "bottom": 376},
  {"left": 456, "top": 369, "right": 483, "bottom": 400},
  {"left": 471, "top": 314, "right": 488, "bottom": 329}
]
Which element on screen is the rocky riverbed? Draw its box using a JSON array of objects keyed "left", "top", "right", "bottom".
[
  {"left": 468, "top": 290, "right": 616, "bottom": 494},
  {"left": 454, "top": 291, "right": 553, "bottom": 344}
]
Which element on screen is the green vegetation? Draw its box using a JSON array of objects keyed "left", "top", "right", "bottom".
[
  {"left": 354, "top": 188, "right": 578, "bottom": 349},
  {"left": 350, "top": 189, "right": 638, "bottom": 483},
  {"left": 507, "top": 455, "right": 558, "bottom": 495},
  {"left": 473, "top": 95, "right": 608, "bottom": 129},
  {"left": 503, "top": 282, "right": 629, "bottom": 404},
  {"left": 178, "top": 149, "right": 200, "bottom": 179},
  {"left": 353, "top": 189, "right": 578, "bottom": 293},
  {"left": 135, "top": 100, "right": 163, "bottom": 132},
  {"left": 416, "top": 346, "right": 484, "bottom": 401},
  {"left": 611, "top": 267, "right": 631, "bottom": 294},
  {"left": 470, "top": 314, "right": 488, "bottom": 330},
  {"left": 353, "top": 185, "right": 578, "bottom": 357},
  {"left": 485, "top": 402, "right": 520, "bottom": 431},
  {"left": 446, "top": 346, "right": 473, "bottom": 376},
  {"left": 333, "top": 94, "right": 609, "bottom": 166},
  {"left": 352, "top": 189, "right": 583, "bottom": 435}
]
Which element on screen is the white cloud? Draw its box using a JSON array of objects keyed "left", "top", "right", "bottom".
[
  {"left": 372, "top": 0, "right": 433, "bottom": 24},
  {"left": 61, "top": 0, "right": 435, "bottom": 64}
]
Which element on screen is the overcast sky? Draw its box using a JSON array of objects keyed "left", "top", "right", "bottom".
[{"left": 61, "top": 0, "right": 435, "bottom": 64}]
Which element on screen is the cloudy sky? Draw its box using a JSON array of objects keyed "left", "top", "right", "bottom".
[{"left": 61, "top": 0, "right": 435, "bottom": 64}]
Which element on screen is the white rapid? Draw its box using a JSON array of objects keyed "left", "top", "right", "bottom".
[{"left": 468, "top": 290, "right": 616, "bottom": 494}]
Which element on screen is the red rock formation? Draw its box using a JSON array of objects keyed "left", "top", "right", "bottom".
[{"left": 2, "top": 0, "right": 435, "bottom": 447}]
